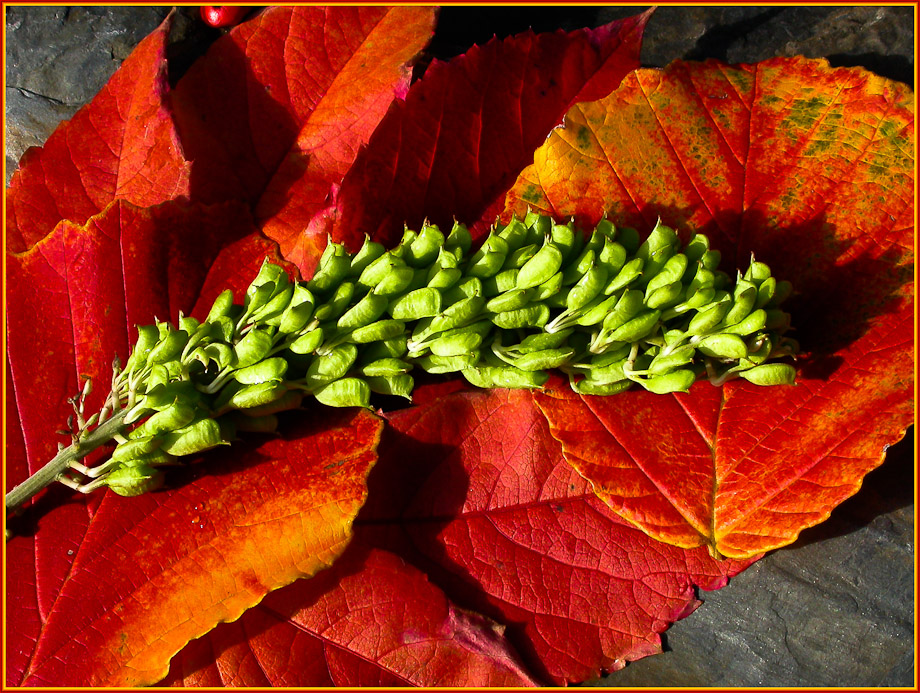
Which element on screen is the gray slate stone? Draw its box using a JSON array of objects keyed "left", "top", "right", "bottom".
[{"left": 5, "top": 6, "right": 169, "bottom": 179}]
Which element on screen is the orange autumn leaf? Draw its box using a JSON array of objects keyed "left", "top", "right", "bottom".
[
  {"left": 506, "top": 57, "right": 914, "bottom": 559},
  {"left": 6, "top": 201, "right": 383, "bottom": 687}
]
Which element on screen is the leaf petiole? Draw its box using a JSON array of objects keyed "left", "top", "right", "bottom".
[{"left": 5, "top": 409, "right": 128, "bottom": 519}]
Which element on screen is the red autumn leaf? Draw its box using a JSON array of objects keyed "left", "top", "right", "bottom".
[
  {"left": 5, "top": 201, "right": 383, "bottom": 687},
  {"left": 329, "top": 10, "right": 652, "bottom": 249},
  {"left": 163, "top": 543, "right": 540, "bottom": 687},
  {"left": 5, "top": 14, "right": 190, "bottom": 253},
  {"left": 505, "top": 57, "right": 914, "bottom": 559},
  {"left": 171, "top": 5, "right": 437, "bottom": 273},
  {"left": 157, "top": 387, "right": 750, "bottom": 686},
  {"left": 359, "top": 388, "right": 755, "bottom": 684}
]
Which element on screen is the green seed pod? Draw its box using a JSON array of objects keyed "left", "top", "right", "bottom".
[
  {"left": 115, "top": 448, "right": 177, "bottom": 468},
  {"left": 427, "top": 295, "right": 485, "bottom": 335},
  {"left": 683, "top": 233, "right": 710, "bottom": 266},
  {"left": 358, "top": 253, "right": 401, "bottom": 290},
  {"left": 104, "top": 464, "right": 164, "bottom": 497},
  {"left": 482, "top": 269, "right": 519, "bottom": 296},
  {"left": 442, "top": 276, "right": 482, "bottom": 303},
  {"left": 308, "top": 241, "right": 350, "bottom": 293},
  {"left": 337, "top": 292, "right": 389, "bottom": 330},
  {"left": 306, "top": 343, "right": 358, "bottom": 386},
  {"left": 427, "top": 329, "right": 485, "bottom": 357},
  {"left": 755, "top": 276, "right": 777, "bottom": 308},
  {"left": 491, "top": 303, "right": 550, "bottom": 330},
  {"left": 596, "top": 237, "right": 628, "bottom": 276},
  {"left": 465, "top": 234, "right": 509, "bottom": 278},
  {"left": 245, "top": 280, "right": 277, "bottom": 316},
  {"left": 646, "top": 280, "right": 685, "bottom": 310},
  {"left": 288, "top": 327, "right": 324, "bottom": 355},
  {"left": 389, "top": 287, "right": 443, "bottom": 320},
  {"left": 232, "top": 356, "right": 288, "bottom": 385},
  {"left": 130, "top": 400, "right": 197, "bottom": 439},
  {"left": 497, "top": 217, "right": 529, "bottom": 252},
  {"left": 550, "top": 221, "right": 579, "bottom": 262},
  {"left": 512, "top": 346, "right": 575, "bottom": 371},
  {"left": 179, "top": 314, "right": 200, "bottom": 336},
  {"left": 360, "top": 358, "right": 412, "bottom": 377},
  {"left": 486, "top": 288, "right": 532, "bottom": 313},
  {"left": 415, "top": 352, "right": 479, "bottom": 374},
  {"left": 514, "top": 328, "right": 574, "bottom": 354},
  {"left": 648, "top": 345, "right": 696, "bottom": 375},
  {"left": 445, "top": 220, "right": 472, "bottom": 257},
  {"left": 645, "top": 253, "right": 688, "bottom": 295},
  {"left": 640, "top": 368, "right": 696, "bottom": 394},
  {"left": 744, "top": 257, "right": 773, "bottom": 285},
  {"left": 601, "top": 289, "right": 646, "bottom": 333},
  {"left": 367, "top": 374, "right": 414, "bottom": 399},
  {"left": 371, "top": 264, "right": 416, "bottom": 296},
  {"left": 242, "top": 389, "right": 304, "bottom": 416},
  {"left": 160, "top": 417, "right": 228, "bottom": 456},
  {"left": 406, "top": 223, "right": 444, "bottom": 268},
  {"left": 350, "top": 319, "right": 405, "bottom": 344},
  {"left": 503, "top": 243, "right": 539, "bottom": 271},
  {"left": 572, "top": 294, "right": 620, "bottom": 328},
  {"left": 583, "top": 357, "right": 628, "bottom": 385},
  {"left": 738, "top": 362, "right": 796, "bottom": 386},
  {"left": 530, "top": 271, "right": 564, "bottom": 302},
  {"left": 147, "top": 328, "right": 189, "bottom": 366},
  {"left": 111, "top": 436, "right": 163, "bottom": 461},
  {"left": 604, "top": 309, "right": 661, "bottom": 344},
  {"left": 247, "top": 259, "right": 286, "bottom": 295},
  {"left": 313, "top": 281, "right": 356, "bottom": 323},
  {"left": 205, "top": 289, "right": 235, "bottom": 324},
  {"left": 571, "top": 377, "right": 631, "bottom": 396},
  {"left": 687, "top": 264, "right": 716, "bottom": 293},
  {"left": 722, "top": 308, "right": 767, "bottom": 336},
  {"left": 427, "top": 266, "right": 462, "bottom": 290},
  {"left": 359, "top": 335, "right": 409, "bottom": 361},
  {"left": 278, "top": 286, "right": 316, "bottom": 334},
  {"left": 189, "top": 341, "right": 233, "bottom": 370},
  {"left": 523, "top": 209, "right": 552, "bottom": 243},
  {"left": 313, "top": 377, "right": 371, "bottom": 408},
  {"left": 228, "top": 411, "right": 279, "bottom": 434},
  {"left": 125, "top": 324, "right": 160, "bottom": 372},
  {"left": 251, "top": 282, "right": 294, "bottom": 323},
  {"left": 701, "top": 249, "right": 722, "bottom": 271},
  {"left": 720, "top": 279, "right": 758, "bottom": 328},
  {"left": 206, "top": 315, "right": 236, "bottom": 344},
  {"left": 228, "top": 381, "right": 289, "bottom": 410},
  {"left": 465, "top": 365, "right": 549, "bottom": 390},
  {"left": 686, "top": 298, "right": 732, "bottom": 335},
  {"left": 695, "top": 333, "right": 749, "bottom": 359},
  {"left": 604, "top": 256, "right": 644, "bottom": 294},
  {"left": 636, "top": 220, "right": 679, "bottom": 276},
  {"left": 349, "top": 235, "right": 387, "bottom": 276},
  {"left": 138, "top": 381, "right": 206, "bottom": 412},
  {"left": 516, "top": 237, "right": 564, "bottom": 290},
  {"left": 233, "top": 328, "right": 274, "bottom": 369}
]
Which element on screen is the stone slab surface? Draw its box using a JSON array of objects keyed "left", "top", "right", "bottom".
[{"left": 5, "top": 5, "right": 915, "bottom": 688}]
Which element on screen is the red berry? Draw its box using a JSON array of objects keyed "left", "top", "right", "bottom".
[{"left": 200, "top": 6, "right": 250, "bottom": 28}]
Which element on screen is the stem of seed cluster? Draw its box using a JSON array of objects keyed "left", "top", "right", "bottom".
[{"left": 5, "top": 409, "right": 128, "bottom": 517}]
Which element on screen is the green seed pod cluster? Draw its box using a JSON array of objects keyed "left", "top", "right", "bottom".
[{"left": 90, "top": 213, "right": 796, "bottom": 496}]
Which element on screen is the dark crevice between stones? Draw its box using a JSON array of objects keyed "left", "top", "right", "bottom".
[{"left": 686, "top": 7, "right": 786, "bottom": 63}]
